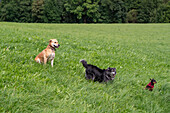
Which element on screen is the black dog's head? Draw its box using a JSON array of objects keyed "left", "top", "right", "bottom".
[
  {"left": 105, "top": 67, "right": 116, "bottom": 80},
  {"left": 150, "top": 78, "right": 157, "bottom": 84}
]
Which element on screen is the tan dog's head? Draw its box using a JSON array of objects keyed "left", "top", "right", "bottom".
[{"left": 49, "top": 39, "right": 60, "bottom": 48}]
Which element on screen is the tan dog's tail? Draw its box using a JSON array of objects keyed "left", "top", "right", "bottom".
[{"left": 35, "top": 57, "right": 41, "bottom": 63}]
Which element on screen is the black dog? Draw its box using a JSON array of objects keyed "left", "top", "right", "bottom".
[
  {"left": 80, "top": 59, "right": 116, "bottom": 83},
  {"left": 144, "top": 78, "right": 157, "bottom": 91}
]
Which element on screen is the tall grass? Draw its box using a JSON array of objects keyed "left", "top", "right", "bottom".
[{"left": 0, "top": 22, "right": 169, "bottom": 112}]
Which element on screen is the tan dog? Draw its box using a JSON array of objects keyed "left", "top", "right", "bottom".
[{"left": 35, "top": 39, "right": 60, "bottom": 67}]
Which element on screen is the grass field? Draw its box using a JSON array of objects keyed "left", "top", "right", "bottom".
[{"left": 0, "top": 22, "right": 169, "bottom": 113}]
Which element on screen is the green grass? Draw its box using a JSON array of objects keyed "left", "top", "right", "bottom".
[{"left": 0, "top": 22, "right": 169, "bottom": 113}]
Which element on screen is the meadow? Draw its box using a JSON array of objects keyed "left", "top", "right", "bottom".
[{"left": 0, "top": 22, "right": 169, "bottom": 113}]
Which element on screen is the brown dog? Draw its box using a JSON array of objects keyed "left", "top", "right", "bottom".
[{"left": 35, "top": 39, "right": 60, "bottom": 67}]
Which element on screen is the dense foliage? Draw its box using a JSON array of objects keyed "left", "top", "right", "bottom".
[{"left": 0, "top": 0, "right": 169, "bottom": 23}]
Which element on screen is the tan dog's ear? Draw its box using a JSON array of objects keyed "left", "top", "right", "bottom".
[{"left": 49, "top": 39, "right": 52, "bottom": 42}]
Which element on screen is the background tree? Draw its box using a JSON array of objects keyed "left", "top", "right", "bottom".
[
  {"left": 32, "top": 0, "right": 45, "bottom": 23},
  {"left": 63, "top": 0, "right": 78, "bottom": 23},
  {"left": 137, "top": 0, "right": 160, "bottom": 23},
  {"left": 99, "top": 0, "right": 126, "bottom": 23},
  {"left": 126, "top": 9, "right": 137, "bottom": 23},
  {"left": 44, "top": 0, "right": 64, "bottom": 23},
  {"left": 157, "top": 0, "right": 170, "bottom": 23},
  {"left": 0, "top": 0, "right": 20, "bottom": 22},
  {"left": 98, "top": 0, "right": 111, "bottom": 23},
  {"left": 0, "top": 0, "right": 169, "bottom": 23},
  {"left": 64, "top": 0, "right": 100, "bottom": 23},
  {"left": 19, "top": 0, "right": 32, "bottom": 23}
]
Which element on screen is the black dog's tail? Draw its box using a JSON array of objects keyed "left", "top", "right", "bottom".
[{"left": 80, "top": 59, "right": 88, "bottom": 68}]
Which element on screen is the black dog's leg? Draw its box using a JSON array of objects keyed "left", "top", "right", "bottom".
[
  {"left": 92, "top": 73, "right": 95, "bottom": 81},
  {"left": 85, "top": 73, "right": 91, "bottom": 80},
  {"left": 85, "top": 71, "right": 93, "bottom": 80}
]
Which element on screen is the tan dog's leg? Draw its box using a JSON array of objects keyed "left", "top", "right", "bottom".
[
  {"left": 44, "top": 56, "right": 47, "bottom": 65},
  {"left": 36, "top": 58, "right": 41, "bottom": 64},
  {"left": 51, "top": 59, "right": 54, "bottom": 67}
]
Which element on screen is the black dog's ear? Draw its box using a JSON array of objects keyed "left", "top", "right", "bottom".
[
  {"left": 106, "top": 67, "right": 109, "bottom": 71},
  {"left": 107, "top": 67, "right": 111, "bottom": 70}
]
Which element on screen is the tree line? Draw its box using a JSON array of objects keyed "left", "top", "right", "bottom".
[{"left": 0, "top": 0, "right": 169, "bottom": 23}]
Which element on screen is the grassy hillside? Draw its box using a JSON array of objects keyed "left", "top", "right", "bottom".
[{"left": 0, "top": 22, "right": 169, "bottom": 113}]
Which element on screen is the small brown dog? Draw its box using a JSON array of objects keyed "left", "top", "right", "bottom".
[{"left": 35, "top": 39, "right": 60, "bottom": 67}]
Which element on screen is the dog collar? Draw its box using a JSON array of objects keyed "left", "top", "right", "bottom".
[
  {"left": 49, "top": 45, "right": 56, "bottom": 51},
  {"left": 52, "top": 47, "right": 56, "bottom": 51}
]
